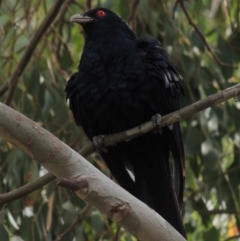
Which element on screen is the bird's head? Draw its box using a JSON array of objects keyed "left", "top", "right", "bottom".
[{"left": 70, "top": 8, "right": 136, "bottom": 39}]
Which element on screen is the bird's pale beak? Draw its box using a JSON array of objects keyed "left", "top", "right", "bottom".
[{"left": 70, "top": 14, "right": 93, "bottom": 24}]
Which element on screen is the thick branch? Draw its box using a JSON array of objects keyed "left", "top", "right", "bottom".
[
  {"left": 0, "top": 0, "right": 69, "bottom": 103},
  {"left": 0, "top": 140, "right": 96, "bottom": 205},
  {"left": 0, "top": 83, "right": 239, "bottom": 239},
  {"left": 0, "top": 104, "right": 186, "bottom": 241}
]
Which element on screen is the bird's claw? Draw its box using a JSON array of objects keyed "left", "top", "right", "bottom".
[
  {"left": 151, "top": 114, "right": 162, "bottom": 134},
  {"left": 93, "top": 135, "right": 108, "bottom": 153}
]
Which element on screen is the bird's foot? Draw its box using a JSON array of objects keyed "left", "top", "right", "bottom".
[
  {"left": 151, "top": 113, "right": 162, "bottom": 134},
  {"left": 93, "top": 135, "right": 108, "bottom": 153},
  {"left": 168, "top": 124, "right": 173, "bottom": 130}
]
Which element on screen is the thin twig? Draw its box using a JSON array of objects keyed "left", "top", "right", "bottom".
[
  {"left": 69, "top": 132, "right": 83, "bottom": 149},
  {"left": 86, "top": 0, "right": 91, "bottom": 11},
  {"left": 0, "top": 172, "right": 55, "bottom": 208},
  {"left": 238, "top": 0, "right": 240, "bottom": 30},
  {"left": 226, "top": 0, "right": 234, "bottom": 32},
  {"left": 219, "top": 162, "right": 240, "bottom": 225},
  {"left": 127, "top": 0, "right": 141, "bottom": 32},
  {"left": 172, "top": 0, "right": 179, "bottom": 19},
  {"left": 197, "top": 209, "right": 237, "bottom": 215},
  {"left": 224, "top": 235, "right": 240, "bottom": 241},
  {"left": 54, "top": 204, "right": 92, "bottom": 241},
  {"left": 176, "top": 0, "right": 235, "bottom": 68},
  {"left": 1, "top": 0, "right": 69, "bottom": 105},
  {"left": 0, "top": 82, "right": 8, "bottom": 98},
  {"left": 113, "top": 225, "right": 121, "bottom": 241}
]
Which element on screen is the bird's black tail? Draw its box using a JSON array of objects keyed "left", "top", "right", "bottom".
[
  {"left": 101, "top": 133, "right": 186, "bottom": 238},
  {"left": 171, "top": 122, "right": 185, "bottom": 210},
  {"left": 131, "top": 134, "right": 186, "bottom": 238}
]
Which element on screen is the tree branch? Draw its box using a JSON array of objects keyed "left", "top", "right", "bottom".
[
  {"left": 54, "top": 204, "right": 92, "bottom": 241},
  {"left": 127, "top": 0, "right": 141, "bottom": 32},
  {"left": 225, "top": 235, "right": 240, "bottom": 241},
  {"left": 197, "top": 209, "right": 237, "bottom": 215},
  {"left": 0, "top": 83, "right": 239, "bottom": 206},
  {"left": 0, "top": 83, "right": 239, "bottom": 239},
  {"left": 86, "top": 0, "right": 91, "bottom": 11},
  {"left": 174, "top": 0, "right": 235, "bottom": 68},
  {"left": 89, "top": 83, "right": 240, "bottom": 151},
  {"left": 0, "top": 139, "right": 96, "bottom": 206},
  {"left": 0, "top": 105, "right": 186, "bottom": 241},
  {"left": 0, "top": 172, "right": 55, "bottom": 210},
  {"left": 0, "top": 0, "right": 69, "bottom": 104}
]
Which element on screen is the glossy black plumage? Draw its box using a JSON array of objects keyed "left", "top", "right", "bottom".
[{"left": 66, "top": 8, "right": 186, "bottom": 238}]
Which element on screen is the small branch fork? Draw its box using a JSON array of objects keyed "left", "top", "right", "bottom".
[
  {"left": 57, "top": 177, "right": 88, "bottom": 198},
  {"left": 0, "top": 83, "right": 239, "bottom": 207},
  {"left": 53, "top": 178, "right": 131, "bottom": 236},
  {"left": 172, "top": 0, "right": 235, "bottom": 68},
  {"left": 0, "top": 173, "right": 55, "bottom": 211}
]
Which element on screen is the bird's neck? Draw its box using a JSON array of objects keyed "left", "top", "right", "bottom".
[
  {"left": 85, "top": 26, "right": 136, "bottom": 43},
  {"left": 84, "top": 31, "right": 136, "bottom": 62}
]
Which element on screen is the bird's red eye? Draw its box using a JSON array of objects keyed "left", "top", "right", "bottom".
[{"left": 97, "top": 10, "right": 105, "bottom": 18}]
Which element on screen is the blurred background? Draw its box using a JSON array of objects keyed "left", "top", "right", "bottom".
[{"left": 0, "top": 0, "right": 240, "bottom": 240}]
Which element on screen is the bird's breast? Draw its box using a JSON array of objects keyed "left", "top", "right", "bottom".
[{"left": 76, "top": 48, "right": 156, "bottom": 135}]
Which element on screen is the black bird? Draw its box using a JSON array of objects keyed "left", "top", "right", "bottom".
[{"left": 66, "top": 8, "right": 186, "bottom": 238}]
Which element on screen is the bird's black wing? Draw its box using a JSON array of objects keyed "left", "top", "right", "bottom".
[
  {"left": 65, "top": 72, "right": 93, "bottom": 138},
  {"left": 136, "top": 37, "right": 185, "bottom": 209},
  {"left": 65, "top": 69, "right": 136, "bottom": 197}
]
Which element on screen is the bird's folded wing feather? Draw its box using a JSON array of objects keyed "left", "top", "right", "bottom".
[{"left": 137, "top": 37, "right": 185, "bottom": 209}]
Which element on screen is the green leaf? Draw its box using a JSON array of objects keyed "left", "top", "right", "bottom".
[
  {"left": 203, "top": 227, "right": 220, "bottom": 241},
  {"left": 0, "top": 225, "right": 9, "bottom": 241},
  {"left": 186, "top": 168, "right": 197, "bottom": 190},
  {"left": 185, "top": 126, "right": 203, "bottom": 157},
  {"left": 91, "top": 210, "right": 105, "bottom": 234},
  {"left": 59, "top": 46, "right": 74, "bottom": 70}
]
